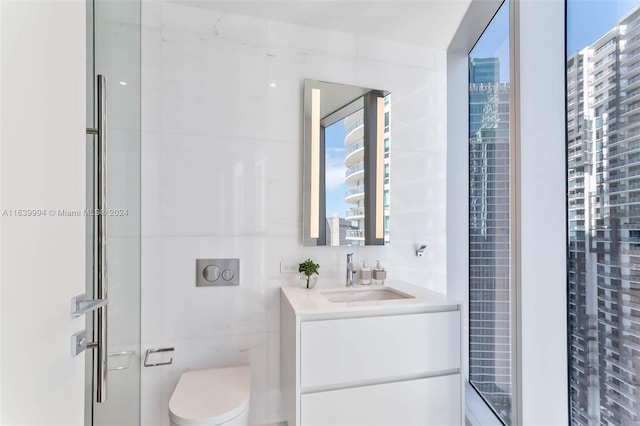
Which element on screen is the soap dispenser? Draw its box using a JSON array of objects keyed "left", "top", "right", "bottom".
[
  {"left": 360, "top": 261, "right": 372, "bottom": 285},
  {"left": 373, "top": 260, "right": 387, "bottom": 285}
]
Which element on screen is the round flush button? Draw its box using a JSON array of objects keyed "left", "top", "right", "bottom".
[
  {"left": 221, "top": 269, "right": 234, "bottom": 281},
  {"left": 203, "top": 265, "right": 221, "bottom": 282}
]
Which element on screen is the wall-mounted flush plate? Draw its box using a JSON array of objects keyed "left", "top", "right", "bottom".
[{"left": 196, "top": 259, "right": 239, "bottom": 287}]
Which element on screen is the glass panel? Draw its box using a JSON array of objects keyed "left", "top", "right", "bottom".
[
  {"left": 324, "top": 97, "right": 390, "bottom": 247},
  {"left": 567, "top": 1, "right": 640, "bottom": 424},
  {"left": 468, "top": 1, "right": 512, "bottom": 424},
  {"left": 85, "top": 1, "right": 96, "bottom": 422},
  {"left": 302, "top": 80, "right": 390, "bottom": 246},
  {"left": 87, "top": 0, "right": 141, "bottom": 424},
  {"left": 326, "top": 110, "right": 365, "bottom": 246}
]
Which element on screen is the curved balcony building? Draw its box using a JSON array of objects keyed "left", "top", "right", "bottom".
[
  {"left": 343, "top": 99, "right": 391, "bottom": 246},
  {"left": 343, "top": 110, "right": 366, "bottom": 245}
]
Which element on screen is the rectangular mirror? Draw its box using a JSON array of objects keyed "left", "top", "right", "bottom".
[{"left": 302, "top": 80, "right": 390, "bottom": 246}]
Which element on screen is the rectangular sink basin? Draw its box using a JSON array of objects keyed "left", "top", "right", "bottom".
[{"left": 320, "top": 287, "right": 414, "bottom": 303}]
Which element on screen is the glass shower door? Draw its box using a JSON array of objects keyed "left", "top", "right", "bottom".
[{"left": 86, "top": 0, "right": 141, "bottom": 425}]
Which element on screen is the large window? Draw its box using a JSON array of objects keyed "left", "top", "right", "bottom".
[
  {"left": 468, "top": 1, "right": 512, "bottom": 424},
  {"left": 567, "top": 1, "right": 640, "bottom": 424}
]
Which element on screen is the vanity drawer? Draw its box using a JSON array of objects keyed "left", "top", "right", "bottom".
[
  {"left": 300, "top": 311, "right": 460, "bottom": 389},
  {"left": 300, "top": 373, "right": 462, "bottom": 426}
]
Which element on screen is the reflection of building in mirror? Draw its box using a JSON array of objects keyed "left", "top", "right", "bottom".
[
  {"left": 342, "top": 109, "right": 365, "bottom": 246},
  {"left": 324, "top": 97, "right": 390, "bottom": 246},
  {"left": 383, "top": 95, "right": 390, "bottom": 245},
  {"left": 323, "top": 114, "right": 350, "bottom": 246},
  {"left": 326, "top": 217, "right": 351, "bottom": 246}
]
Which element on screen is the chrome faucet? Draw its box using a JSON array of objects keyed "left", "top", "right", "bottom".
[{"left": 346, "top": 253, "right": 357, "bottom": 287}]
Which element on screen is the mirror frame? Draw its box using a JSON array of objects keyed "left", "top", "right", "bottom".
[{"left": 302, "top": 79, "right": 389, "bottom": 246}]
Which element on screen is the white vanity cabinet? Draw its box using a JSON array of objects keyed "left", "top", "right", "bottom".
[{"left": 280, "top": 283, "right": 463, "bottom": 426}]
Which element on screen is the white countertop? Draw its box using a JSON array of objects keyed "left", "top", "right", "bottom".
[{"left": 280, "top": 280, "right": 460, "bottom": 317}]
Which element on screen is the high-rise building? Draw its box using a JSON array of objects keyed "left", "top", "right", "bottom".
[
  {"left": 469, "top": 58, "right": 502, "bottom": 135},
  {"left": 567, "top": 47, "right": 601, "bottom": 425},
  {"left": 468, "top": 57, "right": 513, "bottom": 423},
  {"left": 344, "top": 109, "right": 366, "bottom": 246},
  {"left": 568, "top": 5, "right": 640, "bottom": 425},
  {"left": 325, "top": 216, "right": 351, "bottom": 246},
  {"left": 470, "top": 57, "right": 501, "bottom": 84},
  {"left": 343, "top": 99, "right": 391, "bottom": 246}
]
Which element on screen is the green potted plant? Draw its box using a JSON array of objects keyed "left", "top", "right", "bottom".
[{"left": 298, "top": 259, "right": 320, "bottom": 289}]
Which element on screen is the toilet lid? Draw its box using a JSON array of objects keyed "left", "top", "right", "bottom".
[{"left": 169, "top": 365, "right": 251, "bottom": 426}]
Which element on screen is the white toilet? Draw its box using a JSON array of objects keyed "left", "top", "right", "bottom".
[{"left": 169, "top": 365, "right": 251, "bottom": 426}]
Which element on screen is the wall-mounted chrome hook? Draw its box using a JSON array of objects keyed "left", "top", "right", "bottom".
[{"left": 416, "top": 245, "right": 427, "bottom": 257}]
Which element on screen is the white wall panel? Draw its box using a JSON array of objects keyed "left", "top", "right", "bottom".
[{"left": 0, "top": 1, "right": 86, "bottom": 424}]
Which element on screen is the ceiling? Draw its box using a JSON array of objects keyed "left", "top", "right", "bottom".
[{"left": 177, "top": 1, "right": 473, "bottom": 49}]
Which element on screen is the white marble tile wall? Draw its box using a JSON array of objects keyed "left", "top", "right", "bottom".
[{"left": 141, "top": 2, "right": 447, "bottom": 424}]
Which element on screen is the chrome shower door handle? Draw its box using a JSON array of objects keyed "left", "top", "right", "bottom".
[
  {"left": 96, "top": 74, "right": 108, "bottom": 403},
  {"left": 86, "top": 74, "right": 108, "bottom": 403}
]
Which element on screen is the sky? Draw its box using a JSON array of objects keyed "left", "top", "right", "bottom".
[
  {"left": 322, "top": 0, "right": 640, "bottom": 223},
  {"left": 567, "top": 0, "right": 639, "bottom": 55},
  {"left": 470, "top": 0, "right": 510, "bottom": 82},
  {"left": 324, "top": 118, "right": 349, "bottom": 219},
  {"left": 470, "top": 0, "right": 640, "bottom": 80}
]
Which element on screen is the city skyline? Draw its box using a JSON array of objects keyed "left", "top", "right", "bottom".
[
  {"left": 468, "top": 1, "right": 512, "bottom": 423},
  {"left": 469, "top": 2, "right": 640, "bottom": 424},
  {"left": 567, "top": 2, "right": 640, "bottom": 424}
]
